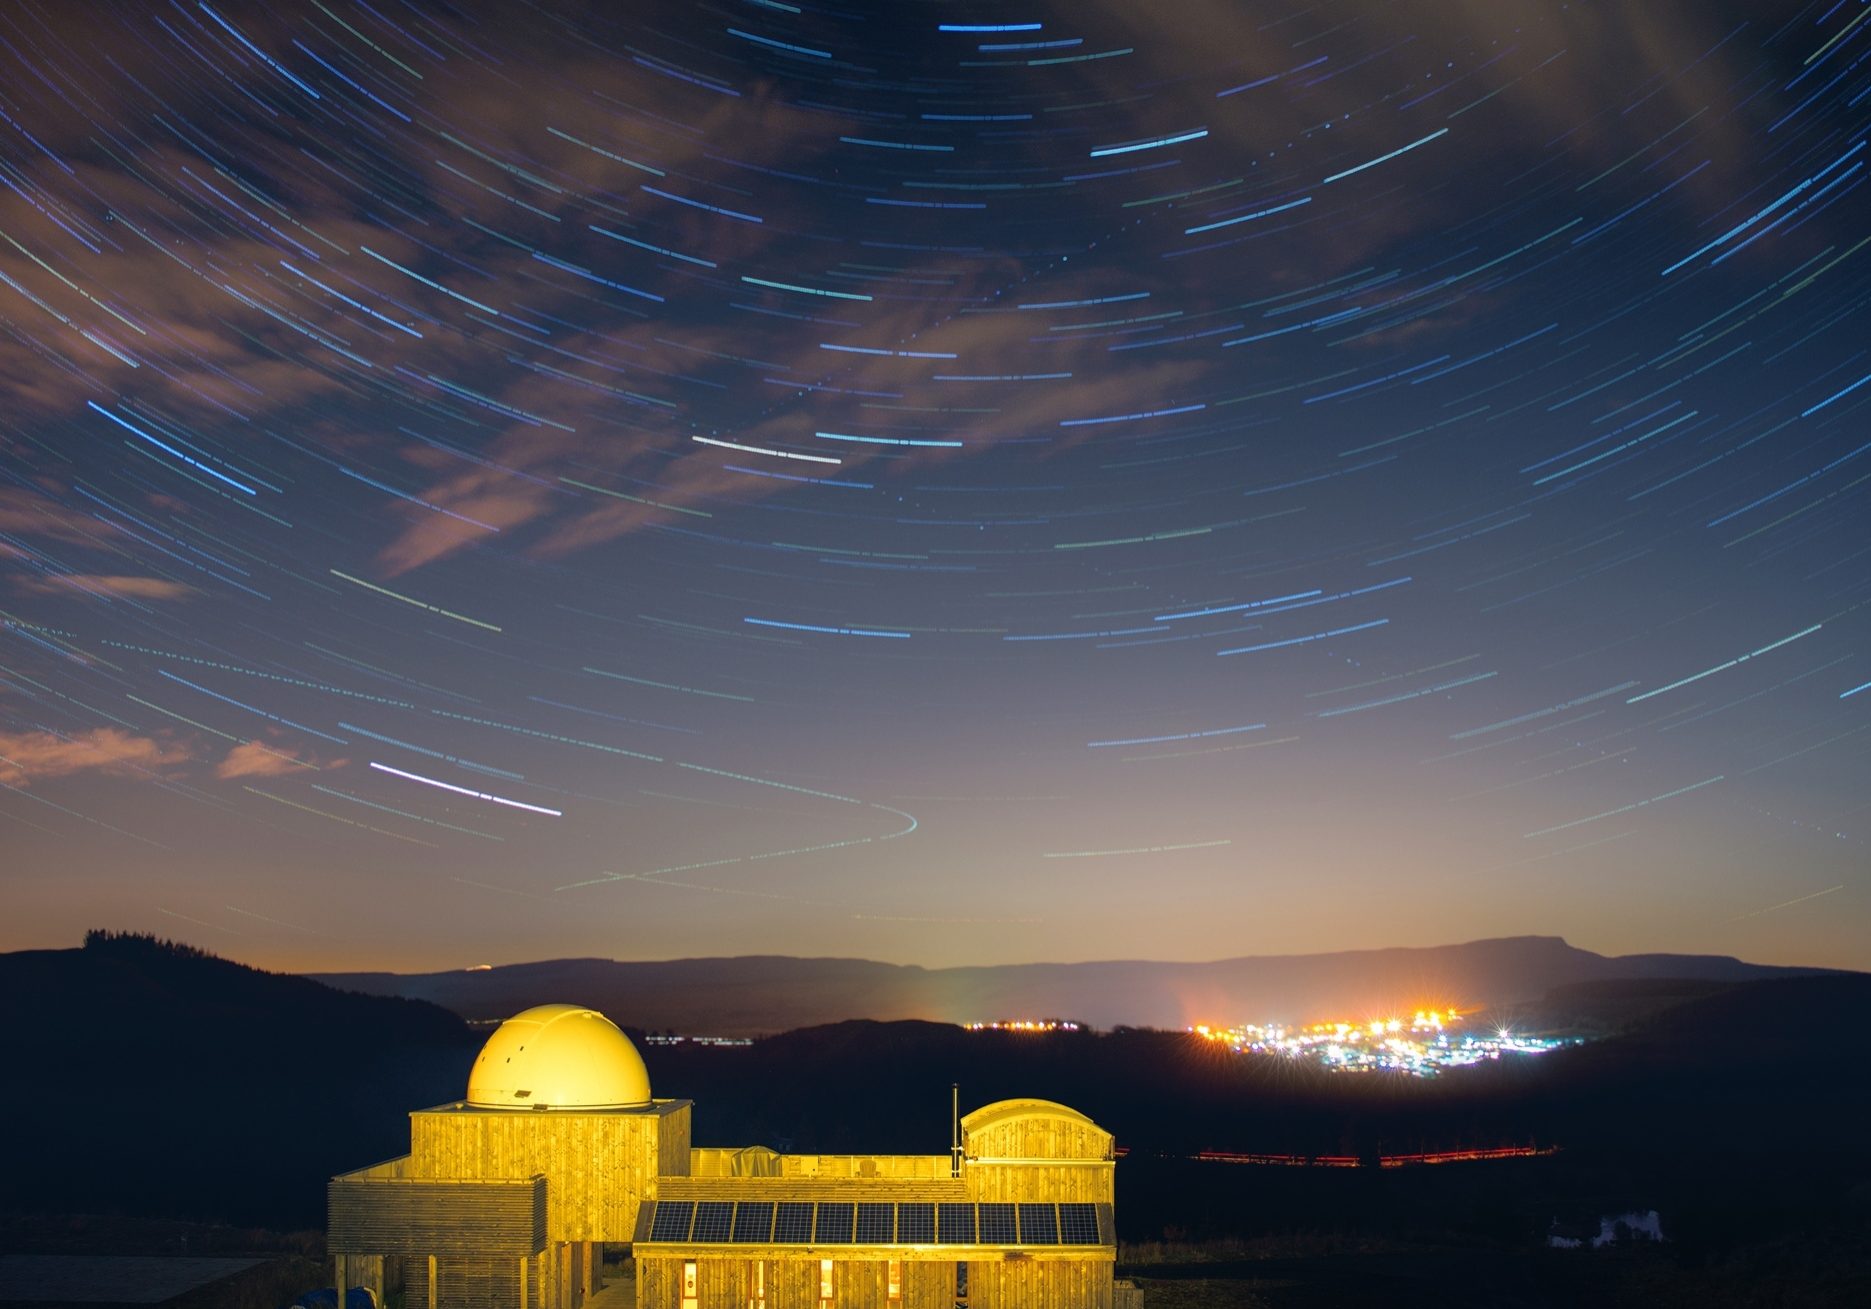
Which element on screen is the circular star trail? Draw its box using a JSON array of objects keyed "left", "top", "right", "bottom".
[{"left": 0, "top": 1, "right": 1865, "bottom": 970}]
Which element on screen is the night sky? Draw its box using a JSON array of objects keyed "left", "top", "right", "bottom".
[{"left": 2, "top": 1, "right": 1866, "bottom": 974}]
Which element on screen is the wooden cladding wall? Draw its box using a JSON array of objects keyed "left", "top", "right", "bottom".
[
  {"left": 406, "top": 1100, "right": 690, "bottom": 1242},
  {"left": 637, "top": 1256, "right": 956, "bottom": 1309},
  {"left": 328, "top": 1176, "right": 546, "bottom": 1256},
  {"left": 655, "top": 1176, "right": 968, "bottom": 1204},
  {"left": 776, "top": 1154, "right": 950, "bottom": 1180},
  {"left": 691, "top": 1145, "right": 781, "bottom": 1177},
  {"left": 434, "top": 1256, "right": 517, "bottom": 1309},
  {"left": 963, "top": 1160, "right": 1115, "bottom": 1204},
  {"left": 659, "top": 1107, "right": 691, "bottom": 1187},
  {"left": 963, "top": 1110, "right": 1112, "bottom": 1163},
  {"left": 966, "top": 1255, "right": 1114, "bottom": 1309}
]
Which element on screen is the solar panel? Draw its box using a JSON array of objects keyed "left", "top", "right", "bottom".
[
  {"left": 978, "top": 1203, "right": 1017, "bottom": 1244},
  {"left": 648, "top": 1200, "right": 695, "bottom": 1242},
  {"left": 731, "top": 1201, "right": 774, "bottom": 1243},
  {"left": 1017, "top": 1204, "right": 1058, "bottom": 1245},
  {"left": 1060, "top": 1203, "right": 1101, "bottom": 1245},
  {"left": 692, "top": 1201, "right": 734, "bottom": 1243},
  {"left": 937, "top": 1203, "right": 976, "bottom": 1244},
  {"left": 896, "top": 1202, "right": 935, "bottom": 1244},
  {"left": 773, "top": 1202, "right": 813, "bottom": 1243},
  {"left": 814, "top": 1202, "right": 854, "bottom": 1243},
  {"left": 855, "top": 1203, "right": 894, "bottom": 1243}
]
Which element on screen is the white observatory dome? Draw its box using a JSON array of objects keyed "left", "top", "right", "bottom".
[{"left": 465, "top": 1003, "right": 652, "bottom": 1109}]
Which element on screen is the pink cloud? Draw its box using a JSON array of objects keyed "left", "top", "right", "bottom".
[
  {"left": 11, "top": 573, "right": 195, "bottom": 601},
  {"left": 214, "top": 740, "right": 330, "bottom": 780},
  {"left": 0, "top": 727, "right": 186, "bottom": 787}
]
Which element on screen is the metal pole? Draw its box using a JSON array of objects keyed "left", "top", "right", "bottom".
[{"left": 950, "top": 1083, "right": 961, "bottom": 1178}]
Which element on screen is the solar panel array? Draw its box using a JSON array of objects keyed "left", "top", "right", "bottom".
[
  {"left": 978, "top": 1203, "right": 1018, "bottom": 1245},
  {"left": 774, "top": 1202, "right": 814, "bottom": 1244},
  {"left": 649, "top": 1200, "right": 695, "bottom": 1243},
  {"left": 937, "top": 1203, "right": 976, "bottom": 1244},
  {"left": 1018, "top": 1203, "right": 1059, "bottom": 1245},
  {"left": 692, "top": 1201, "right": 733, "bottom": 1243},
  {"left": 1059, "top": 1204, "right": 1100, "bottom": 1245},
  {"left": 642, "top": 1199, "right": 1105, "bottom": 1247},
  {"left": 896, "top": 1202, "right": 935, "bottom": 1244},
  {"left": 731, "top": 1201, "right": 774, "bottom": 1243},
  {"left": 816, "top": 1202, "right": 855, "bottom": 1244},
  {"left": 855, "top": 1202, "right": 894, "bottom": 1244}
]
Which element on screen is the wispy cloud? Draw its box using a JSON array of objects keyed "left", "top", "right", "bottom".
[{"left": 0, "top": 727, "right": 186, "bottom": 787}]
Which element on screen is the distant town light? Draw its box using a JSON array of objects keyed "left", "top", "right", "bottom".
[{"left": 1185, "top": 1006, "right": 1579, "bottom": 1077}]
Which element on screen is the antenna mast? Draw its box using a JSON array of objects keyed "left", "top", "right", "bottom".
[{"left": 950, "top": 1082, "right": 961, "bottom": 1178}]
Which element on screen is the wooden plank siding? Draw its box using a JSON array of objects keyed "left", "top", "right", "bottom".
[
  {"left": 405, "top": 1100, "right": 690, "bottom": 1242},
  {"left": 328, "top": 1173, "right": 547, "bottom": 1255},
  {"left": 960, "top": 1100, "right": 1115, "bottom": 1205},
  {"left": 655, "top": 1177, "right": 968, "bottom": 1204},
  {"left": 966, "top": 1255, "right": 1114, "bottom": 1309},
  {"left": 776, "top": 1154, "right": 951, "bottom": 1180},
  {"left": 963, "top": 1161, "right": 1113, "bottom": 1204},
  {"left": 637, "top": 1245, "right": 1108, "bottom": 1264},
  {"left": 691, "top": 1145, "right": 782, "bottom": 1177},
  {"left": 637, "top": 1256, "right": 960, "bottom": 1309},
  {"left": 431, "top": 1256, "right": 517, "bottom": 1309},
  {"left": 961, "top": 1102, "right": 1113, "bottom": 1162}
]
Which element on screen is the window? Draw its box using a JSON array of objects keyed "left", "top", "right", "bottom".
[
  {"left": 819, "top": 1257, "right": 835, "bottom": 1304},
  {"left": 887, "top": 1258, "right": 902, "bottom": 1303},
  {"left": 681, "top": 1259, "right": 698, "bottom": 1309},
  {"left": 747, "top": 1260, "right": 766, "bottom": 1309}
]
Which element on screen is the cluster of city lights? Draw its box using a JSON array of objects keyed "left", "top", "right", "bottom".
[
  {"left": 965, "top": 1019, "right": 1083, "bottom": 1033},
  {"left": 1190, "top": 1008, "right": 1576, "bottom": 1076}
]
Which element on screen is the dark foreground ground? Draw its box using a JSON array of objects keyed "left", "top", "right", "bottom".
[{"left": 1116, "top": 1235, "right": 1871, "bottom": 1309}]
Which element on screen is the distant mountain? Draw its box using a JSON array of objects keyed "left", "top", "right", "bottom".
[{"left": 310, "top": 936, "right": 1843, "bottom": 1035}]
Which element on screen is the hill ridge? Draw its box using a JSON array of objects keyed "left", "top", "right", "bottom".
[{"left": 309, "top": 935, "right": 1842, "bottom": 1035}]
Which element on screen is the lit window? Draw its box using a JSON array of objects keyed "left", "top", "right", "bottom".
[
  {"left": 887, "top": 1258, "right": 902, "bottom": 1302},
  {"left": 681, "top": 1259, "right": 698, "bottom": 1309},
  {"left": 749, "top": 1260, "right": 766, "bottom": 1309},
  {"left": 819, "top": 1257, "right": 835, "bottom": 1303}
]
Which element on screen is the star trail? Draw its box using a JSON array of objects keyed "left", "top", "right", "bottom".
[{"left": 0, "top": 0, "right": 1866, "bottom": 972}]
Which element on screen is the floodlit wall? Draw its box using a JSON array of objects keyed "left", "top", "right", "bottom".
[
  {"left": 407, "top": 1100, "right": 691, "bottom": 1241},
  {"left": 776, "top": 1154, "right": 951, "bottom": 1179},
  {"left": 637, "top": 1256, "right": 956, "bottom": 1309},
  {"left": 967, "top": 1256, "right": 1114, "bottom": 1309},
  {"left": 961, "top": 1100, "right": 1115, "bottom": 1205}
]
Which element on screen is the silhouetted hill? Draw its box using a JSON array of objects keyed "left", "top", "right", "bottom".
[
  {"left": 1485, "top": 976, "right": 1747, "bottom": 1037},
  {"left": 645, "top": 973, "right": 1870, "bottom": 1155},
  {"left": 644, "top": 973, "right": 1871, "bottom": 1261},
  {"left": 312, "top": 936, "right": 1840, "bottom": 1034},
  {"left": 14, "top": 934, "right": 1870, "bottom": 1278},
  {"left": 0, "top": 933, "right": 479, "bottom": 1230}
]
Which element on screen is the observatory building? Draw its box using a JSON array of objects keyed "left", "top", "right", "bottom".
[{"left": 328, "top": 1004, "right": 1116, "bottom": 1309}]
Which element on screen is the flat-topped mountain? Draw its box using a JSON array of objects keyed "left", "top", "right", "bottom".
[{"left": 311, "top": 935, "right": 1838, "bottom": 1035}]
